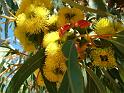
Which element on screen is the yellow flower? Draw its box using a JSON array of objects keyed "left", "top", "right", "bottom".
[
  {"left": 45, "top": 42, "right": 61, "bottom": 56},
  {"left": 14, "top": 27, "right": 36, "bottom": 52},
  {"left": 33, "top": 0, "right": 53, "bottom": 9},
  {"left": 16, "top": 13, "right": 26, "bottom": 27},
  {"left": 34, "top": 69, "right": 44, "bottom": 86},
  {"left": 16, "top": 0, "right": 32, "bottom": 15},
  {"left": 47, "top": 14, "right": 58, "bottom": 25},
  {"left": 57, "top": 7, "right": 84, "bottom": 27},
  {"left": 95, "top": 18, "right": 115, "bottom": 35},
  {"left": 43, "top": 42, "right": 66, "bottom": 82},
  {"left": 24, "top": 5, "right": 49, "bottom": 34},
  {"left": 47, "top": 15, "right": 58, "bottom": 31},
  {"left": 25, "top": 5, "right": 49, "bottom": 18},
  {"left": 16, "top": 0, "right": 53, "bottom": 15},
  {"left": 43, "top": 56, "right": 66, "bottom": 82},
  {"left": 43, "top": 31, "right": 60, "bottom": 47},
  {"left": 16, "top": 5, "right": 50, "bottom": 34},
  {"left": 91, "top": 47, "right": 117, "bottom": 68},
  {"left": 45, "top": 43, "right": 66, "bottom": 63}
]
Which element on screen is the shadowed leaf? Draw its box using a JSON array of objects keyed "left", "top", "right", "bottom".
[{"left": 62, "top": 40, "right": 85, "bottom": 93}]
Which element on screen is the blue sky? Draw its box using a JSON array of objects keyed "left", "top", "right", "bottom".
[{"left": 0, "top": 18, "right": 23, "bottom": 51}]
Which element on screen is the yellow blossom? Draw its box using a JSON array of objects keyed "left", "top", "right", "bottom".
[
  {"left": 16, "top": 13, "right": 26, "bottom": 27},
  {"left": 57, "top": 7, "right": 84, "bottom": 27},
  {"left": 14, "top": 27, "right": 36, "bottom": 52},
  {"left": 91, "top": 47, "right": 117, "bottom": 68},
  {"left": 43, "top": 55, "right": 66, "bottom": 82},
  {"left": 16, "top": 0, "right": 32, "bottom": 15},
  {"left": 16, "top": 5, "right": 50, "bottom": 34},
  {"left": 43, "top": 42, "right": 66, "bottom": 82},
  {"left": 95, "top": 18, "right": 116, "bottom": 35},
  {"left": 16, "top": 0, "right": 53, "bottom": 15},
  {"left": 47, "top": 14, "right": 58, "bottom": 25},
  {"left": 25, "top": 5, "right": 49, "bottom": 18},
  {"left": 43, "top": 31, "right": 60, "bottom": 47},
  {"left": 45, "top": 42, "right": 61, "bottom": 56},
  {"left": 24, "top": 5, "right": 49, "bottom": 34},
  {"left": 33, "top": 0, "right": 53, "bottom": 9}
]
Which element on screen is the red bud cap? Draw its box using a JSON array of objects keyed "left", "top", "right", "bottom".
[
  {"left": 59, "top": 24, "right": 71, "bottom": 37},
  {"left": 74, "top": 20, "right": 91, "bottom": 28}
]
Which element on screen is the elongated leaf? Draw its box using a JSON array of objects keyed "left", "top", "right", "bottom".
[
  {"left": 6, "top": 48, "right": 45, "bottom": 93},
  {"left": 102, "top": 69, "right": 122, "bottom": 93},
  {"left": 103, "top": 69, "right": 120, "bottom": 87},
  {"left": 22, "top": 84, "right": 27, "bottom": 93},
  {"left": 110, "top": 40, "right": 124, "bottom": 55},
  {"left": 118, "top": 64, "right": 124, "bottom": 83},
  {"left": 58, "top": 71, "right": 71, "bottom": 93},
  {"left": 81, "top": 68, "right": 87, "bottom": 88},
  {"left": 6, "top": 0, "right": 18, "bottom": 11},
  {"left": 86, "top": 73, "right": 99, "bottom": 93},
  {"left": 62, "top": 40, "right": 85, "bottom": 93},
  {"left": 86, "top": 67, "right": 106, "bottom": 93}
]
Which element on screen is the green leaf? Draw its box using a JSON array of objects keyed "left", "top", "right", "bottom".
[
  {"left": 86, "top": 67, "right": 107, "bottom": 93},
  {"left": 62, "top": 40, "right": 78, "bottom": 58},
  {"left": 6, "top": 48, "right": 45, "bottom": 93},
  {"left": 102, "top": 69, "right": 122, "bottom": 93},
  {"left": 22, "top": 84, "right": 27, "bottom": 93},
  {"left": 81, "top": 67, "right": 87, "bottom": 88},
  {"left": 1, "top": 84, "right": 5, "bottom": 93},
  {"left": 118, "top": 64, "right": 124, "bottom": 83},
  {"left": 58, "top": 71, "right": 71, "bottom": 93},
  {"left": 6, "top": 0, "right": 18, "bottom": 11},
  {"left": 86, "top": 73, "right": 99, "bottom": 93},
  {"left": 110, "top": 40, "right": 124, "bottom": 55},
  {"left": 62, "top": 40, "right": 85, "bottom": 93}
]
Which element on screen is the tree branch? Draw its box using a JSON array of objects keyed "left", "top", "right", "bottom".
[{"left": 62, "top": 0, "right": 116, "bottom": 18}]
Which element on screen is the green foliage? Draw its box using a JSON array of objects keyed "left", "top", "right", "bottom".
[
  {"left": 62, "top": 40, "right": 85, "bottom": 93},
  {"left": 6, "top": 49, "right": 45, "bottom": 93},
  {"left": 58, "top": 71, "right": 71, "bottom": 93},
  {"left": 86, "top": 67, "right": 106, "bottom": 93}
]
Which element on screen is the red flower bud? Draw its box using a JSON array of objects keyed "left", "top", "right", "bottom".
[
  {"left": 74, "top": 20, "right": 91, "bottom": 28},
  {"left": 59, "top": 24, "right": 71, "bottom": 37}
]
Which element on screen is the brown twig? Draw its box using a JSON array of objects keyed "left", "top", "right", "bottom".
[{"left": 0, "top": 15, "right": 16, "bottom": 21}]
